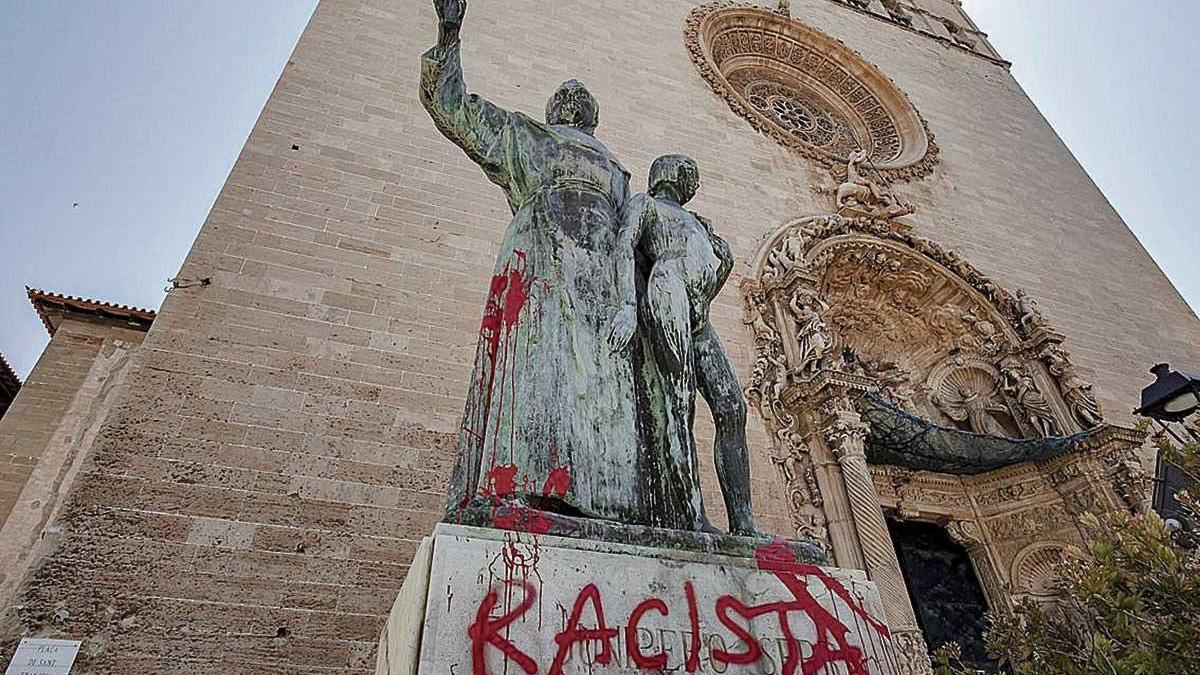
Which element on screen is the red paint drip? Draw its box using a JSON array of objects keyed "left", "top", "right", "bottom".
[
  {"left": 502, "top": 250, "right": 532, "bottom": 329},
  {"left": 542, "top": 465, "right": 571, "bottom": 499},
  {"left": 468, "top": 581, "right": 538, "bottom": 675},
  {"left": 684, "top": 581, "right": 703, "bottom": 672},
  {"left": 743, "top": 540, "right": 891, "bottom": 674},
  {"left": 469, "top": 249, "right": 537, "bottom": 472}
]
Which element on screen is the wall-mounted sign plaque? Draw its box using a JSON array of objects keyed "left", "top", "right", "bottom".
[{"left": 4, "top": 638, "right": 81, "bottom": 675}]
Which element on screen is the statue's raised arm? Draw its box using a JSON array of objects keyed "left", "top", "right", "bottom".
[
  {"left": 433, "top": 0, "right": 466, "bottom": 52},
  {"left": 420, "top": 0, "right": 515, "bottom": 187},
  {"left": 420, "top": 0, "right": 649, "bottom": 528}
]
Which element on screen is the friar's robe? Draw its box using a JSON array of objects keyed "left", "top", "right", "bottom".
[{"left": 420, "top": 41, "right": 645, "bottom": 524}]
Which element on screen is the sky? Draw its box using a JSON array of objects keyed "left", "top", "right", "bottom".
[{"left": 0, "top": 1, "right": 1196, "bottom": 379}]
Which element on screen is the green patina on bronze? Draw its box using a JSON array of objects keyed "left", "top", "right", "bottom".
[{"left": 422, "top": 0, "right": 766, "bottom": 540}]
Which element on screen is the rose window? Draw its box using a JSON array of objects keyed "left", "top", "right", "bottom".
[
  {"left": 685, "top": 3, "right": 938, "bottom": 180},
  {"left": 745, "top": 81, "right": 848, "bottom": 152}
]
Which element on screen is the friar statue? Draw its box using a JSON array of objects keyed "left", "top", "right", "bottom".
[
  {"left": 421, "top": 0, "right": 644, "bottom": 524},
  {"left": 609, "top": 155, "right": 760, "bottom": 536}
]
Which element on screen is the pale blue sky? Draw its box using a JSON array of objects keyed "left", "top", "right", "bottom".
[{"left": 0, "top": 1, "right": 1196, "bottom": 378}]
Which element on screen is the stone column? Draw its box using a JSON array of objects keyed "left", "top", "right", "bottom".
[
  {"left": 810, "top": 438, "right": 867, "bottom": 570},
  {"left": 824, "top": 410, "right": 933, "bottom": 675}
]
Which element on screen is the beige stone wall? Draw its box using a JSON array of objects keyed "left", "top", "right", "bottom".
[
  {"left": 3, "top": 0, "right": 1197, "bottom": 672},
  {"left": 0, "top": 317, "right": 146, "bottom": 608},
  {"left": 0, "top": 328, "right": 100, "bottom": 524},
  {"left": 0, "top": 318, "right": 144, "bottom": 536}
]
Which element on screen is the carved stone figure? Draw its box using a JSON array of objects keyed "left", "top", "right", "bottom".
[
  {"left": 764, "top": 349, "right": 791, "bottom": 406},
  {"left": 959, "top": 306, "right": 1002, "bottom": 357},
  {"left": 767, "top": 230, "right": 812, "bottom": 278},
  {"left": 746, "top": 298, "right": 775, "bottom": 341},
  {"left": 1000, "top": 360, "right": 1059, "bottom": 437},
  {"left": 423, "top": 0, "right": 644, "bottom": 523},
  {"left": 1015, "top": 289, "right": 1046, "bottom": 330},
  {"left": 932, "top": 367, "right": 1011, "bottom": 436},
  {"left": 881, "top": 0, "right": 914, "bottom": 26},
  {"left": 959, "top": 390, "right": 1009, "bottom": 436},
  {"left": 772, "top": 454, "right": 827, "bottom": 543},
  {"left": 1041, "top": 344, "right": 1103, "bottom": 428},
  {"left": 1060, "top": 367, "right": 1104, "bottom": 429},
  {"left": 789, "top": 289, "right": 832, "bottom": 374},
  {"left": 942, "top": 18, "right": 978, "bottom": 49},
  {"left": 1041, "top": 343, "right": 1071, "bottom": 376},
  {"left": 835, "top": 149, "right": 915, "bottom": 219},
  {"left": 864, "top": 359, "right": 918, "bottom": 411},
  {"left": 611, "top": 155, "right": 759, "bottom": 536},
  {"left": 775, "top": 0, "right": 791, "bottom": 17}
]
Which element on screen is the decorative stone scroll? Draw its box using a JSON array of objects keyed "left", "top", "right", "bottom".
[{"left": 685, "top": 3, "right": 939, "bottom": 180}]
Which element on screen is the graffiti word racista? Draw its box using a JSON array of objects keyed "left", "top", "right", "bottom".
[{"left": 467, "top": 552, "right": 898, "bottom": 675}]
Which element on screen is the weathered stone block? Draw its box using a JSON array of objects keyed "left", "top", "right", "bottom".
[{"left": 377, "top": 524, "right": 900, "bottom": 674}]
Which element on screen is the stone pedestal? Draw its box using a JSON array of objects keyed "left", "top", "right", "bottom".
[{"left": 376, "top": 523, "right": 902, "bottom": 674}]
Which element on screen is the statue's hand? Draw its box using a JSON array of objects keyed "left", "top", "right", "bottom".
[
  {"left": 607, "top": 305, "right": 637, "bottom": 353},
  {"left": 434, "top": 0, "right": 466, "bottom": 43}
]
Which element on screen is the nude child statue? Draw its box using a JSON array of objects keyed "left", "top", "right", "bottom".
[{"left": 608, "top": 155, "right": 759, "bottom": 536}]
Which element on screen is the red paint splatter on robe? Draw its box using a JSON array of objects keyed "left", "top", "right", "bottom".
[
  {"left": 465, "top": 252, "right": 534, "bottom": 415},
  {"left": 542, "top": 466, "right": 571, "bottom": 499},
  {"left": 502, "top": 250, "right": 532, "bottom": 328},
  {"left": 482, "top": 464, "right": 519, "bottom": 499}
]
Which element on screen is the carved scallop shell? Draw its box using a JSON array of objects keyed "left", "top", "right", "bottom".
[
  {"left": 937, "top": 366, "right": 1000, "bottom": 402},
  {"left": 1014, "top": 545, "right": 1067, "bottom": 595}
]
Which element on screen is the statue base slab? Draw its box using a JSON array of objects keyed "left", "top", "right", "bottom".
[
  {"left": 375, "top": 523, "right": 903, "bottom": 674},
  {"left": 450, "top": 498, "right": 829, "bottom": 563}
]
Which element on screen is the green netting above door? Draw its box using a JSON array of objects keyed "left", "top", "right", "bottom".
[{"left": 862, "top": 394, "right": 1097, "bottom": 475}]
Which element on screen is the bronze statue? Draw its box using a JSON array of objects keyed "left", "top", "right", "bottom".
[
  {"left": 423, "top": 0, "right": 643, "bottom": 523},
  {"left": 610, "top": 155, "right": 759, "bottom": 536},
  {"left": 423, "top": 1, "right": 760, "bottom": 538}
]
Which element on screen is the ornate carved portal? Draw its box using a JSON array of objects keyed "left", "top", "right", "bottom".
[{"left": 743, "top": 213, "right": 1148, "bottom": 671}]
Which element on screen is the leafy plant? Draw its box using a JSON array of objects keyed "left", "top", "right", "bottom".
[{"left": 934, "top": 419, "right": 1200, "bottom": 675}]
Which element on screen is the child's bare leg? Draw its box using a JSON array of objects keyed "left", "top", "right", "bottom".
[
  {"left": 694, "top": 321, "right": 761, "bottom": 537},
  {"left": 645, "top": 263, "right": 708, "bottom": 531}
]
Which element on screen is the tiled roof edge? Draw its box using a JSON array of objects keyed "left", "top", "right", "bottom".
[{"left": 26, "top": 287, "right": 157, "bottom": 336}]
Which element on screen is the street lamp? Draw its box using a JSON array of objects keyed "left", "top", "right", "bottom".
[
  {"left": 1133, "top": 363, "right": 1200, "bottom": 548},
  {"left": 1134, "top": 363, "right": 1200, "bottom": 422}
]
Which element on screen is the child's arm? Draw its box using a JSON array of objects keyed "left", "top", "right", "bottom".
[
  {"left": 696, "top": 213, "right": 734, "bottom": 291},
  {"left": 608, "top": 194, "right": 653, "bottom": 351}
]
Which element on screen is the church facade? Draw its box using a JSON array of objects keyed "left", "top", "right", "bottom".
[{"left": 1, "top": 1, "right": 1198, "bottom": 673}]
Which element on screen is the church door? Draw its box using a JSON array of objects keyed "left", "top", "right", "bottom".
[{"left": 887, "top": 519, "right": 998, "bottom": 671}]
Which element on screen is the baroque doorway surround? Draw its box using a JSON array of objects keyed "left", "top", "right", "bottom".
[{"left": 741, "top": 213, "right": 1147, "bottom": 671}]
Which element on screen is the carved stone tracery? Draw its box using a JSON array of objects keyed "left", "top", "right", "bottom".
[
  {"left": 744, "top": 215, "right": 1108, "bottom": 441},
  {"left": 685, "top": 3, "right": 939, "bottom": 180}
]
